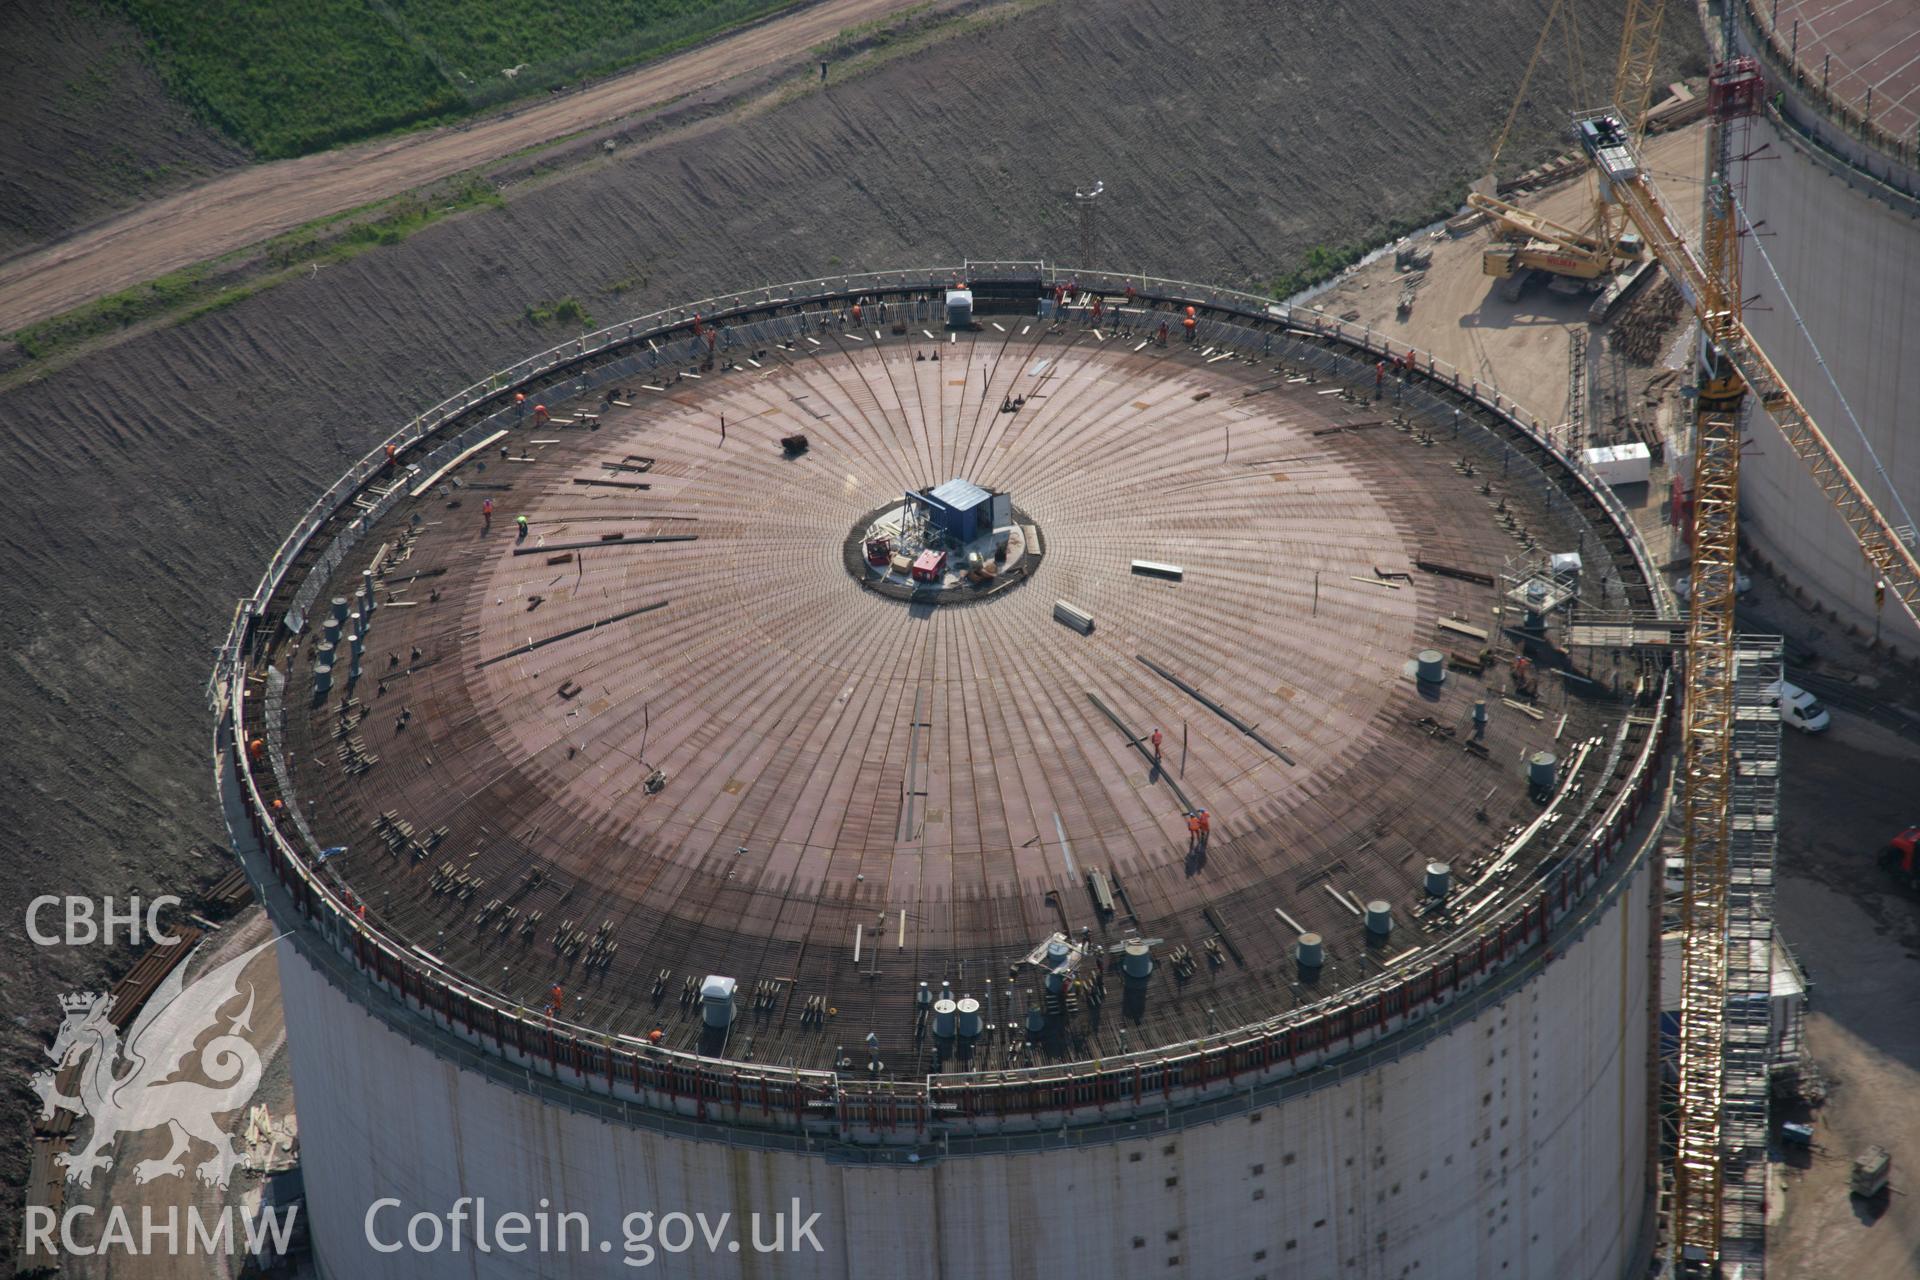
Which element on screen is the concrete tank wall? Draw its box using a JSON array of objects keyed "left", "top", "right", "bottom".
[
  {"left": 278, "top": 857, "right": 1653, "bottom": 1280},
  {"left": 1736, "top": 115, "right": 1920, "bottom": 649}
]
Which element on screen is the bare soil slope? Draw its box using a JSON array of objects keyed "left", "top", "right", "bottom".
[
  {"left": 0, "top": 0, "right": 245, "bottom": 261},
  {"left": 0, "top": 0, "right": 1706, "bottom": 1244},
  {"left": 0, "top": 0, "right": 929, "bottom": 331}
]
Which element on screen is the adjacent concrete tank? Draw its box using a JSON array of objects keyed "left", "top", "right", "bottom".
[{"left": 1733, "top": 3, "right": 1920, "bottom": 649}]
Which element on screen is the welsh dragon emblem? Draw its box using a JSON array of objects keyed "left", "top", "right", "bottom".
[{"left": 32, "top": 938, "right": 275, "bottom": 1189}]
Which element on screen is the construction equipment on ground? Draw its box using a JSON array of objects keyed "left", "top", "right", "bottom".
[
  {"left": 1577, "top": 104, "right": 1920, "bottom": 632},
  {"left": 1478, "top": 0, "right": 1669, "bottom": 294},
  {"left": 1883, "top": 826, "right": 1920, "bottom": 893},
  {"left": 1469, "top": 191, "right": 1643, "bottom": 289},
  {"left": 1577, "top": 43, "right": 1920, "bottom": 1277},
  {"left": 1849, "top": 1146, "right": 1892, "bottom": 1199}
]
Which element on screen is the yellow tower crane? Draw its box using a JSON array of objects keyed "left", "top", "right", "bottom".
[{"left": 1578, "top": 59, "right": 1920, "bottom": 1276}]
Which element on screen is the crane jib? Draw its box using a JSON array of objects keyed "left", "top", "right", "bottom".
[{"left": 1576, "top": 113, "right": 1920, "bottom": 632}]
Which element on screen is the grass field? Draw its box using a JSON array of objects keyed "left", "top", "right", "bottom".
[{"left": 117, "top": 0, "right": 798, "bottom": 158}]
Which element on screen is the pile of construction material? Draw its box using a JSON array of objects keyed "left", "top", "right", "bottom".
[
  {"left": 1644, "top": 80, "right": 1707, "bottom": 133},
  {"left": 1392, "top": 237, "right": 1435, "bottom": 315},
  {"left": 1397, "top": 270, "right": 1426, "bottom": 317},
  {"left": 1496, "top": 151, "right": 1585, "bottom": 198},
  {"left": 1609, "top": 277, "right": 1685, "bottom": 365}
]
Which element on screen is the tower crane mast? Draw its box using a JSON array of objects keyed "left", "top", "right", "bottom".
[{"left": 1578, "top": 51, "right": 1920, "bottom": 1277}]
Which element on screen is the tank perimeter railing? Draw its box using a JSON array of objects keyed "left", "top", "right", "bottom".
[
  {"left": 207, "top": 260, "right": 1662, "bottom": 713},
  {"left": 1736, "top": 0, "right": 1920, "bottom": 200},
  {"left": 228, "top": 675, "right": 1671, "bottom": 1145},
  {"left": 217, "top": 267, "right": 1674, "bottom": 1144}
]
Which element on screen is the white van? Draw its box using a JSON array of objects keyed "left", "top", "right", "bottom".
[{"left": 1765, "top": 680, "right": 1831, "bottom": 733}]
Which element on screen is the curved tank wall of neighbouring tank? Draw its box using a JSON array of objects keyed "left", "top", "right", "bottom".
[{"left": 1733, "top": 8, "right": 1920, "bottom": 650}]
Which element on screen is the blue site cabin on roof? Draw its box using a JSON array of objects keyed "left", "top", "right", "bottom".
[{"left": 911, "top": 478, "right": 996, "bottom": 544}]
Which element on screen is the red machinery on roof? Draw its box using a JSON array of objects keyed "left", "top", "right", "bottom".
[{"left": 911, "top": 549, "right": 948, "bottom": 582}]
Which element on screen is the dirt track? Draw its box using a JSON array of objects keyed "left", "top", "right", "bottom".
[
  {"left": 0, "top": 0, "right": 920, "bottom": 333},
  {"left": 1766, "top": 719, "right": 1920, "bottom": 1279}
]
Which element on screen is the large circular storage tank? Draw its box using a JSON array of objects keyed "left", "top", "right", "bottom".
[
  {"left": 1733, "top": 4, "right": 1920, "bottom": 648},
  {"left": 216, "top": 269, "right": 1673, "bottom": 1279}
]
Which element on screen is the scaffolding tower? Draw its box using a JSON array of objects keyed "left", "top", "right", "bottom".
[
  {"left": 1564, "top": 327, "right": 1588, "bottom": 454},
  {"left": 1718, "top": 635, "right": 1782, "bottom": 1274}
]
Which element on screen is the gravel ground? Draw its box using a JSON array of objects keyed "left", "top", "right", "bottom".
[
  {"left": 1315, "top": 123, "right": 1709, "bottom": 399},
  {"left": 1766, "top": 718, "right": 1920, "bottom": 1279},
  {"left": 0, "top": 0, "right": 245, "bottom": 260},
  {"left": 0, "top": 0, "right": 1707, "bottom": 1249}
]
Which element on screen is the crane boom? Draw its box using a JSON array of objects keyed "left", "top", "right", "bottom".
[
  {"left": 1466, "top": 191, "right": 1622, "bottom": 259},
  {"left": 1578, "top": 114, "right": 1920, "bottom": 631},
  {"left": 1614, "top": 0, "right": 1670, "bottom": 137}
]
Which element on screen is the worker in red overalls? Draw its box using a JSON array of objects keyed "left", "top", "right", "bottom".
[
  {"left": 1186, "top": 811, "right": 1202, "bottom": 855},
  {"left": 1196, "top": 809, "right": 1211, "bottom": 852},
  {"left": 482, "top": 497, "right": 494, "bottom": 533},
  {"left": 1151, "top": 728, "right": 1163, "bottom": 763}
]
